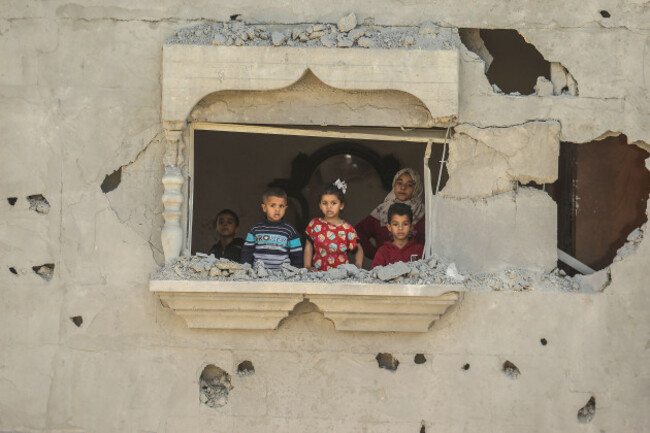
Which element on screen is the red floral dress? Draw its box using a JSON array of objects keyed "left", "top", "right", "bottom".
[{"left": 305, "top": 218, "right": 359, "bottom": 271}]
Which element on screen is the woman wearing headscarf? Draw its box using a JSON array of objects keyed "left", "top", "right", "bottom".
[{"left": 355, "top": 168, "right": 426, "bottom": 260}]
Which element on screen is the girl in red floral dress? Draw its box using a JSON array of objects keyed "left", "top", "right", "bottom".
[{"left": 304, "top": 180, "right": 364, "bottom": 271}]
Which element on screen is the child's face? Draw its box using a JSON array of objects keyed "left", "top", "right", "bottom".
[
  {"left": 261, "top": 196, "right": 287, "bottom": 222},
  {"left": 319, "top": 194, "right": 344, "bottom": 221},
  {"left": 216, "top": 213, "right": 237, "bottom": 238},
  {"left": 387, "top": 214, "right": 412, "bottom": 241}
]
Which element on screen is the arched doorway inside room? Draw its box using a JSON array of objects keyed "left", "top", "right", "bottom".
[{"left": 267, "top": 141, "right": 401, "bottom": 232}]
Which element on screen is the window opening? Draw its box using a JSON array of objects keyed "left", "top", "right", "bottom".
[{"left": 189, "top": 123, "right": 447, "bottom": 264}]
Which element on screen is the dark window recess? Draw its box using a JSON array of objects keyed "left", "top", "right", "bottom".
[
  {"left": 191, "top": 129, "right": 436, "bottom": 255},
  {"left": 470, "top": 29, "right": 550, "bottom": 95},
  {"left": 555, "top": 136, "right": 650, "bottom": 272}
]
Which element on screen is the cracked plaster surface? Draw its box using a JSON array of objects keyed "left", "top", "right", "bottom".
[{"left": 441, "top": 121, "right": 560, "bottom": 199}]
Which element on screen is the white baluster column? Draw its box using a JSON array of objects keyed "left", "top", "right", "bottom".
[{"left": 162, "top": 127, "right": 185, "bottom": 263}]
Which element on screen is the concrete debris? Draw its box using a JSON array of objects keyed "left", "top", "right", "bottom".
[
  {"left": 337, "top": 37, "right": 353, "bottom": 48},
  {"left": 337, "top": 12, "right": 357, "bottom": 33},
  {"left": 281, "top": 262, "right": 300, "bottom": 277},
  {"left": 325, "top": 267, "right": 348, "bottom": 280},
  {"left": 492, "top": 84, "right": 503, "bottom": 94},
  {"left": 320, "top": 33, "right": 337, "bottom": 48},
  {"left": 154, "top": 255, "right": 589, "bottom": 293},
  {"left": 254, "top": 261, "right": 268, "bottom": 278},
  {"left": 338, "top": 263, "right": 360, "bottom": 277},
  {"left": 167, "top": 20, "right": 459, "bottom": 51},
  {"left": 534, "top": 76, "right": 554, "bottom": 96},
  {"left": 271, "top": 31, "right": 288, "bottom": 46},
  {"left": 348, "top": 28, "right": 364, "bottom": 41},
  {"left": 375, "top": 261, "right": 411, "bottom": 281},
  {"left": 419, "top": 21, "right": 439, "bottom": 36},
  {"left": 614, "top": 223, "right": 646, "bottom": 261},
  {"left": 356, "top": 37, "right": 375, "bottom": 48},
  {"left": 310, "top": 30, "right": 327, "bottom": 39},
  {"left": 445, "top": 263, "right": 465, "bottom": 282},
  {"left": 573, "top": 268, "right": 611, "bottom": 292},
  {"left": 212, "top": 34, "right": 226, "bottom": 45}
]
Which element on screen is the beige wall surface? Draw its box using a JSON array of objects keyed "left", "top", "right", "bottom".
[{"left": 0, "top": 1, "right": 649, "bottom": 432}]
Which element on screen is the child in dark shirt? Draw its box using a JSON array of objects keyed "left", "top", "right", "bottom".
[
  {"left": 208, "top": 209, "right": 245, "bottom": 262},
  {"left": 240, "top": 187, "right": 303, "bottom": 270},
  {"left": 371, "top": 203, "right": 424, "bottom": 268}
]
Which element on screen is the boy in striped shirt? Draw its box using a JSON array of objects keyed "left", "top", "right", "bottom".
[{"left": 241, "top": 187, "right": 303, "bottom": 270}]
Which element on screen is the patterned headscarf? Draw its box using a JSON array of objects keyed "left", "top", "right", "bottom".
[{"left": 370, "top": 168, "right": 425, "bottom": 225}]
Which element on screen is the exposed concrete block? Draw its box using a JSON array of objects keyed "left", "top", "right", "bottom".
[
  {"left": 441, "top": 121, "right": 560, "bottom": 198},
  {"left": 534, "top": 76, "right": 554, "bottom": 96},
  {"left": 337, "top": 13, "right": 357, "bottom": 33},
  {"left": 459, "top": 28, "right": 493, "bottom": 72},
  {"left": 550, "top": 62, "right": 568, "bottom": 95},
  {"left": 433, "top": 189, "right": 557, "bottom": 273},
  {"left": 375, "top": 261, "right": 411, "bottom": 281}
]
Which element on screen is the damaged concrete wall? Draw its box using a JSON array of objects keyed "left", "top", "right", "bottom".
[{"left": 0, "top": 2, "right": 649, "bottom": 432}]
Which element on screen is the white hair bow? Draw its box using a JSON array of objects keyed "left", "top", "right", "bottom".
[{"left": 334, "top": 178, "right": 347, "bottom": 194}]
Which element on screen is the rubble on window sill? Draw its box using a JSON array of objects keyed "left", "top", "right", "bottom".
[{"left": 153, "top": 254, "right": 580, "bottom": 293}]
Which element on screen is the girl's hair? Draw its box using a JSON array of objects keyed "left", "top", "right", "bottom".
[{"left": 319, "top": 181, "right": 346, "bottom": 204}]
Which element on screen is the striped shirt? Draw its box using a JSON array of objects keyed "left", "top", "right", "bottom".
[{"left": 241, "top": 219, "right": 303, "bottom": 270}]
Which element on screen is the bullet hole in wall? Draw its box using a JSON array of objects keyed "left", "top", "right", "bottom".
[
  {"left": 376, "top": 353, "right": 399, "bottom": 371},
  {"left": 502, "top": 361, "right": 521, "bottom": 379},
  {"left": 577, "top": 396, "right": 596, "bottom": 423},
  {"left": 70, "top": 316, "right": 83, "bottom": 327},
  {"left": 540, "top": 338, "right": 548, "bottom": 346},
  {"left": 9, "top": 267, "right": 17, "bottom": 275},
  {"left": 100, "top": 168, "right": 122, "bottom": 194},
  {"left": 414, "top": 354, "right": 427, "bottom": 364},
  {"left": 462, "top": 363, "right": 470, "bottom": 370},
  {"left": 600, "top": 10, "right": 611, "bottom": 18},
  {"left": 7, "top": 197, "right": 17, "bottom": 206},
  {"left": 32, "top": 263, "right": 54, "bottom": 281},
  {"left": 237, "top": 360, "right": 255, "bottom": 376},
  {"left": 230, "top": 14, "right": 241, "bottom": 20},
  {"left": 199, "top": 364, "right": 233, "bottom": 409},
  {"left": 27, "top": 194, "right": 50, "bottom": 214}
]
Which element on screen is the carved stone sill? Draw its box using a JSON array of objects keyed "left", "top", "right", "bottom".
[{"left": 150, "top": 280, "right": 463, "bottom": 332}]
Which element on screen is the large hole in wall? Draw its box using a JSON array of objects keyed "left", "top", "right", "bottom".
[
  {"left": 552, "top": 135, "right": 650, "bottom": 272},
  {"left": 459, "top": 29, "right": 550, "bottom": 95},
  {"left": 191, "top": 128, "right": 446, "bottom": 268}
]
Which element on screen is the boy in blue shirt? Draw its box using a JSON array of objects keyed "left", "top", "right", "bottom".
[{"left": 241, "top": 187, "right": 303, "bottom": 270}]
